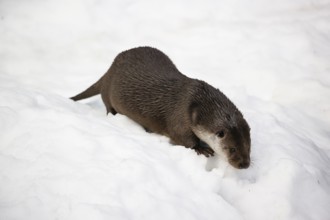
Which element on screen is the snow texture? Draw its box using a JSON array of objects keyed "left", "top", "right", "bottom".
[{"left": 1, "top": 0, "right": 330, "bottom": 220}]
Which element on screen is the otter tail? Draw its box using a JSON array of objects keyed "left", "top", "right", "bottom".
[{"left": 70, "top": 76, "right": 103, "bottom": 101}]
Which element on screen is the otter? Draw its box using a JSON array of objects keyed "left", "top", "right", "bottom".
[{"left": 71, "top": 46, "right": 251, "bottom": 169}]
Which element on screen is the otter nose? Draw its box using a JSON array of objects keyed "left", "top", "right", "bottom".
[{"left": 238, "top": 161, "right": 250, "bottom": 169}]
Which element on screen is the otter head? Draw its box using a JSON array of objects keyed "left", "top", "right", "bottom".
[
  {"left": 216, "top": 118, "right": 251, "bottom": 169},
  {"left": 190, "top": 102, "right": 251, "bottom": 169}
]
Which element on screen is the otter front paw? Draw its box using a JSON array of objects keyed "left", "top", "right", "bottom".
[{"left": 193, "top": 145, "right": 214, "bottom": 157}]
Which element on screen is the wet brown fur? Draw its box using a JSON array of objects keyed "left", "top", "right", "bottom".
[{"left": 71, "top": 47, "right": 251, "bottom": 169}]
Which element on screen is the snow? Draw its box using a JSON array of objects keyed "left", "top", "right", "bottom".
[{"left": 1, "top": 0, "right": 330, "bottom": 219}]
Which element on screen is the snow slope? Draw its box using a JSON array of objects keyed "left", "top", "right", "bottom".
[{"left": 1, "top": 0, "right": 330, "bottom": 220}]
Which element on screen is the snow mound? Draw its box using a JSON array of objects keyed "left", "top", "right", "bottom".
[{"left": 1, "top": 75, "right": 330, "bottom": 220}]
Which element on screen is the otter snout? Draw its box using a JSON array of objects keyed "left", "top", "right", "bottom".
[
  {"left": 229, "top": 157, "right": 250, "bottom": 169},
  {"left": 238, "top": 159, "right": 250, "bottom": 169}
]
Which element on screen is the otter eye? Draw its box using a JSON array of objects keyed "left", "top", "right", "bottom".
[
  {"left": 216, "top": 130, "right": 225, "bottom": 138},
  {"left": 229, "top": 148, "right": 236, "bottom": 154}
]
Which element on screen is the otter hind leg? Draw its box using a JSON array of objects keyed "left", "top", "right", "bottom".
[
  {"left": 143, "top": 127, "right": 153, "bottom": 133},
  {"left": 109, "top": 108, "right": 117, "bottom": 115},
  {"left": 101, "top": 92, "right": 117, "bottom": 115},
  {"left": 104, "top": 102, "right": 117, "bottom": 115}
]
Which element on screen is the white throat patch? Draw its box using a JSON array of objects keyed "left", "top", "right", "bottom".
[{"left": 192, "top": 126, "right": 227, "bottom": 160}]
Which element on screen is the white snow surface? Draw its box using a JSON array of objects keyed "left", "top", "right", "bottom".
[{"left": 1, "top": 0, "right": 330, "bottom": 219}]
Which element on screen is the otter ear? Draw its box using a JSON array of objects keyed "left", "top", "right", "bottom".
[{"left": 189, "top": 101, "right": 199, "bottom": 125}]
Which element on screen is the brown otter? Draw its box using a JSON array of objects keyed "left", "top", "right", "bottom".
[{"left": 71, "top": 46, "right": 251, "bottom": 169}]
